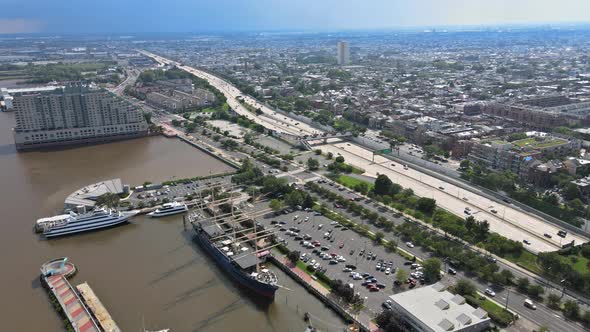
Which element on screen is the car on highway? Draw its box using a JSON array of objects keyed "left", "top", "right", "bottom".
[
  {"left": 406, "top": 242, "right": 415, "bottom": 248},
  {"left": 484, "top": 288, "right": 496, "bottom": 297},
  {"left": 524, "top": 299, "right": 537, "bottom": 310},
  {"left": 543, "top": 233, "right": 552, "bottom": 239},
  {"left": 523, "top": 239, "right": 531, "bottom": 245}
]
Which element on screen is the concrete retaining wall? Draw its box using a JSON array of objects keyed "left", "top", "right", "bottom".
[
  {"left": 177, "top": 136, "right": 241, "bottom": 169},
  {"left": 269, "top": 255, "right": 370, "bottom": 332}
]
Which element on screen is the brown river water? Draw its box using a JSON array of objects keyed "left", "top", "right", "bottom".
[{"left": 0, "top": 112, "right": 346, "bottom": 332}]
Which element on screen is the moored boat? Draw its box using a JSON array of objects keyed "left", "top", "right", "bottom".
[
  {"left": 147, "top": 202, "right": 188, "bottom": 217},
  {"left": 41, "top": 208, "right": 138, "bottom": 238}
]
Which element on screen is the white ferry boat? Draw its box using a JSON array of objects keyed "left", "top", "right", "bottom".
[
  {"left": 147, "top": 202, "right": 188, "bottom": 217},
  {"left": 41, "top": 208, "right": 138, "bottom": 238}
]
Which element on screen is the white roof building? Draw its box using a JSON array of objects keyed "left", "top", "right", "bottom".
[{"left": 389, "top": 282, "right": 491, "bottom": 332}]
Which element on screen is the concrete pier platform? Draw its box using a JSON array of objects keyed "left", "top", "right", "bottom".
[{"left": 77, "top": 282, "right": 121, "bottom": 332}]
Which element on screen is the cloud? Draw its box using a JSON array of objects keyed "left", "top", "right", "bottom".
[{"left": 0, "top": 19, "right": 44, "bottom": 34}]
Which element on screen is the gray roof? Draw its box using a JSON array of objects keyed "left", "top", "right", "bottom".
[
  {"left": 65, "top": 179, "right": 124, "bottom": 208},
  {"left": 233, "top": 253, "right": 259, "bottom": 270},
  {"left": 389, "top": 282, "right": 490, "bottom": 332}
]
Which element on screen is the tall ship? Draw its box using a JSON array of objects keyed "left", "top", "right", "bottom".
[
  {"left": 37, "top": 208, "right": 138, "bottom": 238},
  {"left": 147, "top": 202, "right": 188, "bottom": 217},
  {"left": 192, "top": 217, "right": 279, "bottom": 299}
]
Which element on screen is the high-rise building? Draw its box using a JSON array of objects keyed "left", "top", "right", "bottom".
[
  {"left": 13, "top": 85, "right": 148, "bottom": 151},
  {"left": 337, "top": 41, "right": 350, "bottom": 65}
]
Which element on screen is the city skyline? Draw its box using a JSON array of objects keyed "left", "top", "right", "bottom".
[{"left": 2, "top": 0, "right": 590, "bottom": 34}]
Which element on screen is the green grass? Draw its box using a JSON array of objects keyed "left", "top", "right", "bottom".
[
  {"left": 571, "top": 255, "right": 589, "bottom": 275},
  {"left": 479, "top": 298, "right": 514, "bottom": 325},
  {"left": 337, "top": 175, "right": 373, "bottom": 190},
  {"left": 512, "top": 137, "right": 566, "bottom": 149},
  {"left": 350, "top": 166, "right": 365, "bottom": 174},
  {"left": 512, "top": 137, "right": 537, "bottom": 147},
  {"left": 295, "top": 260, "right": 331, "bottom": 289},
  {"left": 505, "top": 250, "right": 543, "bottom": 275}
]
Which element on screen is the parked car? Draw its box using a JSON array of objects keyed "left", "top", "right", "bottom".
[{"left": 406, "top": 242, "right": 415, "bottom": 248}]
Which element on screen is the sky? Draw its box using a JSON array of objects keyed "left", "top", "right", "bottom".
[{"left": 1, "top": 0, "right": 590, "bottom": 34}]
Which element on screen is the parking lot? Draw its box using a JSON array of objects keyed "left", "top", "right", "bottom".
[
  {"left": 257, "top": 207, "right": 421, "bottom": 317},
  {"left": 125, "top": 176, "right": 233, "bottom": 207}
]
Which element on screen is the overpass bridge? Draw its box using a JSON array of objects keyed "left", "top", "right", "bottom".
[{"left": 301, "top": 133, "right": 353, "bottom": 149}]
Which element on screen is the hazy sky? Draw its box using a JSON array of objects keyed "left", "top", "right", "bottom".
[{"left": 2, "top": 0, "right": 590, "bottom": 34}]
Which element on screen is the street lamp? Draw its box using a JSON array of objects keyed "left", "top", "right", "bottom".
[{"left": 505, "top": 286, "right": 511, "bottom": 310}]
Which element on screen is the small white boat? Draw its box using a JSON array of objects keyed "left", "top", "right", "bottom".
[{"left": 147, "top": 202, "right": 188, "bottom": 217}]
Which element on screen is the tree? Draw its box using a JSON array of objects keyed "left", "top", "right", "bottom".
[
  {"left": 499, "top": 269, "right": 514, "bottom": 285},
  {"left": 95, "top": 193, "right": 120, "bottom": 208},
  {"left": 396, "top": 268, "right": 408, "bottom": 284},
  {"left": 269, "top": 199, "right": 284, "bottom": 212},
  {"left": 417, "top": 197, "right": 436, "bottom": 214},
  {"left": 374, "top": 231, "right": 384, "bottom": 244},
  {"left": 284, "top": 190, "right": 305, "bottom": 208},
  {"left": 314, "top": 149, "right": 322, "bottom": 155},
  {"left": 516, "top": 277, "right": 530, "bottom": 293},
  {"left": 455, "top": 279, "right": 476, "bottom": 296},
  {"left": 143, "top": 112, "right": 153, "bottom": 124},
  {"left": 546, "top": 293, "right": 561, "bottom": 309},
  {"left": 287, "top": 250, "right": 300, "bottom": 264},
  {"left": 459, "top": 159, "right": 471, "bottom": 171},
  {"left": 374, "top": 174, "right": 394, "bottom": 196},
  {"left": 527, "top": 284, "right": 544, "bottom": 298},
  {"left": 384, "top": 239, "right": 397, "bottom": 252},
  {"left": 335, "top": 156, "right": 345, "bottom": 163},
  {"left": 423, "top": 258, "right": 442, "bottom": 282},
  {"left": 563, "top": 300, "right": 580, "bottom": 319},
  {"left": 326, "top": 152, "right": 333, "bottom": 160},
  {"left": 564, "top": 182, "right": 582, "bottom": 200},
  {"left": 354, "top": 182, "right": 369, "bottom": 195},
  {"left": 307, "top": 158, "right": 320, "bottom": 171}
]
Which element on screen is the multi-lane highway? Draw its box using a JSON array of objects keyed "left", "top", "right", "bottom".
[
  {"left": 138, "top": 50, "right": 588, "bottom": 253},
  {"left": 315, "top": 139, "right": 588, "bottom": 253},
  {"left": 138, "top": 50, "right": 320, "bottom": 137}
]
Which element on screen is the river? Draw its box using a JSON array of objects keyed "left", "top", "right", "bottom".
[{"left": 0, "top": 112, "right": 346, "bottom": 332}]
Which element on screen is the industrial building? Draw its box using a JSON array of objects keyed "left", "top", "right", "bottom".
[{"left": 389, "top": 283, "right": 491, "bottom": 332}]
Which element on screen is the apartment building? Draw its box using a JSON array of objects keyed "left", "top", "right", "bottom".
[{"left": 13, "top": 85, "right": 148, "bottom": 151}]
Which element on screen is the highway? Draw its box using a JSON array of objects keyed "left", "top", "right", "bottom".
[
  {"left": 137, "top": 50, "right": 589, "bottom": 253},
  {"left": 315, "top": 139, "right": 588, "bottom": 253},
  {"left": 138, "top": 50, "right": 320, "bottom": 137},
  {"left": 111, "top": 68, "right": 139, "bottom": 96}
]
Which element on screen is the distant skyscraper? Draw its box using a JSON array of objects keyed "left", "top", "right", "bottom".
[
  {"left": 337, "top": 41, "right": 350, "bottom": 65},
  {"left": 13, "top": 85, "right": 148, "bottom": 150}
]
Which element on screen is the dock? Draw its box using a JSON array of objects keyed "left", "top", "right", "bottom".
[
  {"left": 77, "top": 282, "right": 121, "bottom": 332},
  {"left": 40, "top": 257, "right": 120, "bottom": 332},
  {"left": 41, "top": 258, "right": 101, "bottom": 332}
]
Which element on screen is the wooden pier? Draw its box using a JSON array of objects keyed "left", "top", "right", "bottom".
[{"left": 77, "top": 282, "right": 121, "bottom": 332}]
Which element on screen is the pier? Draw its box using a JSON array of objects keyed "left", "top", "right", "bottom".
[
  {"left": 40, "top": 258, "right": 120, "bottom": 332},
  {"left": 77, "top": 282, "right": 121, "bottom": 332}
]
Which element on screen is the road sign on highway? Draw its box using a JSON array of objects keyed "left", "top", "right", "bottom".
[{"left": 375, "top": 148, "right": 392, "bottom": 154}]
